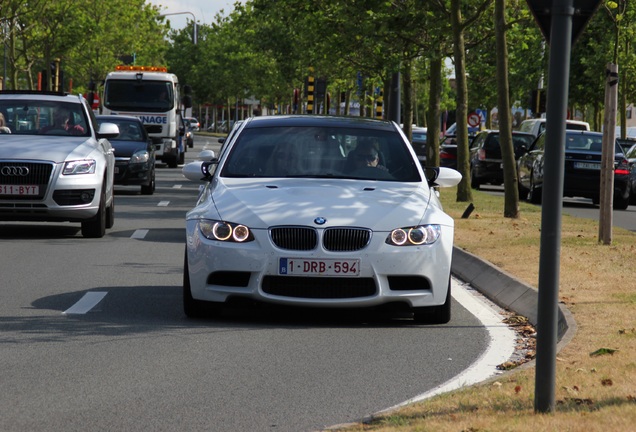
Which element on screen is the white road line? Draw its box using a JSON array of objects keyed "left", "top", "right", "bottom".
[
  {"left": 173, "top": 184, "right": 183, "bottom": 189},
  {"left": 380, "top": 278, "right": 516, "bottom": 412},
  {"left": 157, "top": 201, "right": 170, "bottom": 207},
  {"left": 131, "top": 229, "right": 149, "bottom": 239},
  {"left": 63, "top": 292, "right": 107, "bottom": 315}
]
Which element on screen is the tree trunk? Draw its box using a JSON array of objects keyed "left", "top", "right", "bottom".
[
  {"left": 495, "top": 0, "right": 519, "bottom": 218},
  {"left": 427, "top": 54, "right": 443, "bottom": 167},
  {"left": 403, "top": 63, "right": 414, "bottom": 142},
  {"left": 451, "top": 0, "right": 472, "bottom": 202}
]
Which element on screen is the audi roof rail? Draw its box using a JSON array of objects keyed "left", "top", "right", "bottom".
[{"left": 0, "top": 90, "right": 68, "bottom": 96}]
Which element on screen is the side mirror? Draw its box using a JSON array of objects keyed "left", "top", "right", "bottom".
[
  {"left": 425, "top": 166, "right": 462, "bottom": 188},
  {"left": 97, "top": 122, "right": 119, "bottom": 139},
  {"left": 197, "top": 149, "right": 216, "bottom": 160},
  {"left": 182, "top": 95, "right": 193, "bottom": 109},
  {"left": 182, "top": 157, "right": 218, "bottom": 182}
]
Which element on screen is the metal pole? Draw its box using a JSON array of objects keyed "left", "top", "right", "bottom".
[
  {"left": 158, "top": 12, "right": 198, "bottom": 44},
  {"left": 388, "top": 72, "right": 401, "bottom": 123},
  {"left": 534, "top": 0, "right": 574, "bottom": 413}
]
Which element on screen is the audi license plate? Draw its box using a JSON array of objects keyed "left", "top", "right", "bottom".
[
  {"left": 279, "top": 258, "right": 360, "bottom": 276},
  {"left": 573, "top": 162, "right": 600, "bottom": 170},
  {"left": 0, "top": 185, "right": 39, "bottom": 196}
]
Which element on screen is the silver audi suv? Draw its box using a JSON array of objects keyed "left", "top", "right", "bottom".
[{"left": 0, "top": 91, "right": 119, "bottom": 237}]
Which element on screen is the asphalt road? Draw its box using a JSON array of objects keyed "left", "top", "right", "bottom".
[
  {"left": 479, "top": 184, "right": 636, "bottom": 231},
  {"left": 0, "top": 135, "right": 508, "bottom": 432}
]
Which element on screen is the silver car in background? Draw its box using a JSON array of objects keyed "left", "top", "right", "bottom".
[{"left": 0, "top": 91, "right": 119, "bottom": 238}]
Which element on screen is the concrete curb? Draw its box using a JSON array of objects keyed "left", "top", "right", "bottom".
[{"left": 452, "top": 247, "right": 577, "bottom": 347}]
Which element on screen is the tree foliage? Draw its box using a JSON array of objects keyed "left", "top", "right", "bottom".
[{"left": 2, "top": 0, "right": 168, "bottom": 94}]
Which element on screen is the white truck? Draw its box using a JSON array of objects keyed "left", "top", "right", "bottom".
[{"left": 101, "top": 66, "right": 192, "bottom": 168}]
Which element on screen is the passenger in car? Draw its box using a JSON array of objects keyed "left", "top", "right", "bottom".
[
  {"left": 0, "top": 112, "right": 10, "bottom": 133},
  {"left": 41, "top": 108, "right": 85, "bottom": 135}
]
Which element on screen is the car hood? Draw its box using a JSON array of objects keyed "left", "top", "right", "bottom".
[
  {"left": 199, "top": 178, "right": 436, "bottom": 230},
  {"left": 0, "top": 135, "right": 97, "bottom": 162},
  {"left": 111, "top": 140, "right": 147, "bottom": 157}
]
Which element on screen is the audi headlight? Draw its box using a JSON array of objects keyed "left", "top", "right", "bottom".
[
  {"left": 130, "top": 150, "right": 150, "bottom": 164},
  {"left": 63, "top": 160, "right": 96, "bottom": 175},
  {"left": 198, "top": 220, "right": 254, "bottom": 243},
  {"left": 386, "top": 225, "right": 441, "bottom": 246}
]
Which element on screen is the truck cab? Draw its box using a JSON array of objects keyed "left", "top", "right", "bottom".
[{"left": 102, "top": 66, "right": 191, "bottom": 168}]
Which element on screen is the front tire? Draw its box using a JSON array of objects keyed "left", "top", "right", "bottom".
[
  {"left": 614, "top": 192, "right": 630, "bottom": 210},
  {"left": 470, "top": 166, "right": 481, "bottom": 190},
  {"left": 528, "top": 173, "right": 542, "bottom": 204},
  {"left": 82, "top": 188, "right": 106, "bottom": 238},
  {"left": 105, "top": 196, "right": 115, "bottom": 229},
  {"left": 413, "top": 279, "right": 451, "bottom": 324},
  {"left": 141, "top": 169, "right": 155, "bottom": 195}
]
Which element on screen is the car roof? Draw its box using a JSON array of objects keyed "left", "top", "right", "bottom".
[
  {"left": 477, "top": 129, "right": 535, "bottom": 136},
  {"left": 242, "top": 115, "right": 397, "bottom": 131},
  {"left": 0, "top": 90, "right": 82, "bottom": 104},
  {"left": 96, "top": 114, "right": 143, "bottom": 123},
  {"left": 564, "top": 130, "right": 602, "bottom": 136}
]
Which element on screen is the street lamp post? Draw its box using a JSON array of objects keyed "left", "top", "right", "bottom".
[{"left": 158, "top": 12, "right": 198, "bottom": 45}]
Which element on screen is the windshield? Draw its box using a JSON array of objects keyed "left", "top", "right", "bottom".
[
  {"left": 0, "top": 100, "right": 89, "bottom": 137},
  {"left": 104, "top": 80, "right": 174, "bottom": 112},
  {"left": 221, "top": 126, "right": 421, "bottom": 182},
  {"left": 98, "top": 118, "right": 146, "bottom": 142}
]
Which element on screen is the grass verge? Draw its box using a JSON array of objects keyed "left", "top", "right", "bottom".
[{"left": 335, "top": 187, "right": 636, "bottom": 432}]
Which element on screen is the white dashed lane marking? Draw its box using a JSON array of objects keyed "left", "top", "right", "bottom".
[
  {"left": 63, "top": 292, "right": 108, "bottom": 315},
  {"left": 131, "top": 229, "right": 149, "bottom": 239},
  {"left": 157, "top": 201, "right": 170, "bottom": 207}
]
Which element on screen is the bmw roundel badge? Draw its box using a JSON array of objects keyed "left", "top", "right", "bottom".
[{"left": 314, "top": 217, "right": 326, "bottom": 225}]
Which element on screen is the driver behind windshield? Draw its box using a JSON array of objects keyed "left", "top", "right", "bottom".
[{"left": 40, "top": 107, "right": 85, "bottom": 135}]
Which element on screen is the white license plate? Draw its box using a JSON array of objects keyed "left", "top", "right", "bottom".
[
  {"left": 0, "top": 185, "right": 39, "bottom": 196},
  {"left": 573, "top": 162, "right": 600, "bottom": 170},
  {"left": 279, "top": 258, "right": 360, "bottom": 276}
]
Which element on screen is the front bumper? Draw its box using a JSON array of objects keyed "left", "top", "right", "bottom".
[
  {"left": 0, "top": 161, "right": 104, "bottom": 222},
  {"left": 114, "top": 160, "right": 152, "bottom": 186},
  {"left": 185, "top": 220, "right": 454, "bottom": 310}
]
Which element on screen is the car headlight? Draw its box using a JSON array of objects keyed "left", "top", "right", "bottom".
[
  {"left": 198, "top": 220, "right": 254, "bottom": 242},
  {"left": 63, "top": 160, "right": 96, "bottom": 175},
  {"left": 386, "top": 224, "right": 441, "bottom": 246},
  {"left": 130, "top": 150, "right": 150, "bottom": 164}
]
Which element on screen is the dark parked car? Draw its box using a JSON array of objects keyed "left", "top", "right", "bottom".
[
  {"left": 616, "top": 136, "right": 636, "bottom": 154},
  {"left": 469, "top": 130, "right": 535, "bottom": 189},
  {"left": 517, "top": 130, "right": 631, "bottom": 209},
  {"left": 97, "top": 115, "right": 156, "bottom": 195},
  {"left": 624, "top": 143, "right": 636, "bottom": 205},
  {"left": 439, "top": 135, "right": 459, "bottom": 169},
  {"left": 411, "top": 126, "right": 427, "bottom": 163}
]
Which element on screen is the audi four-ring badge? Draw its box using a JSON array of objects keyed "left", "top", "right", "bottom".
[
  {"left": 181, "top": 115, "right": 462, "bottom": 323},
  {"left": 0, "top": 91, "right": 120, "bottom": 238}
]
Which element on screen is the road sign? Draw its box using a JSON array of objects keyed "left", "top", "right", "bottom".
[
  {"left": 526, "top": 0, "right": 602, "bottom": 45},
  {"left": 467, "top": 112, "right": 480, "bottom": 128}
]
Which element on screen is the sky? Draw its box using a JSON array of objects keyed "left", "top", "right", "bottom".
[{"left": 147, "top": 0, "right": 244, "bottom": 30}]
